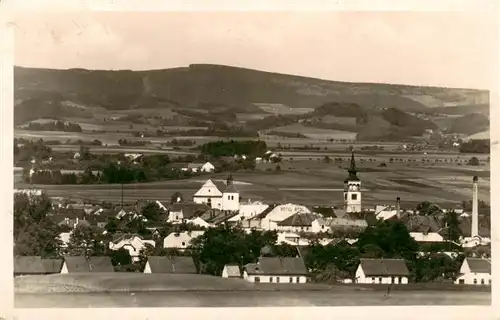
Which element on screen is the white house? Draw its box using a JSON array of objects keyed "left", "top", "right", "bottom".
[
  {"left": 108, "top": 234, "right": 156, "bottom": 262},
  {"left": 355, "top": 258, "right": 410, "bottom": 284},
  {"left": 410, "top": 232, "right": 445, "bottom": 243},
  {"left": 455, "top": 258, "right": 491, "bottom": 285},
  {"left": 167, "top": 203, "right": 211, "bottom": 224},
  {"left": 228, "top": 201, "right": 269, "bottom": 222},
  {"left": 192, "top": 177, "right": 240, "bottom": 212},
  {"left": 183, "top": 162, "right": 215, "bottom": 173},
  {"left": 259, "top": 203, "right": 311, "bottom": 230},
  {"left": 59, "top": 232, "right": 72, "bottom": 248},
  {"left": 243, "top": 257, "right": 308, "bottom": 284},
  {"left": 187, "top": 216, "right": 213, "bottom": 228},
  {"left": 276, "top": 232, "right": 310, "bottom": 246},
  {"left": 163, "top": 230, "right": 205, "bottom": 250},
  {"left": 222, "top": 264, "right": 241, "bottom": 278}
]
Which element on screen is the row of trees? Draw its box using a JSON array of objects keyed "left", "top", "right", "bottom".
[
  {"left": 200, "top": 140, "right": 268, "bottom": 158},
  {"left": 26, "top": 121, "right": 82, "bottom": 132}
]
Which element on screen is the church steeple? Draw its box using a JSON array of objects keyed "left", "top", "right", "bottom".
[{"left": 346, "top": 150, "right": 359, "bottom": 182}]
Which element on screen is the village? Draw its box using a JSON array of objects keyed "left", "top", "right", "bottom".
[{"left": 14, "top": 150, "right": 492, "bottom": 288}]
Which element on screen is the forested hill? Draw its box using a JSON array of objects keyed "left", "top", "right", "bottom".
[{"left": 14, "top": 64, "right": 488, "bottom": 113}]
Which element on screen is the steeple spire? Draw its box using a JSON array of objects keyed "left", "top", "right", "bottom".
[{"left": 346, "top": 149, "right": 359, "bottom": 181}]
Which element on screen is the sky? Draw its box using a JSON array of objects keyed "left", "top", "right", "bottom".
[{"left": 11, "top": 10, "right": 497, "bottom": 89}]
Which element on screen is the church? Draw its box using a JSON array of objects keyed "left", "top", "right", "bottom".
[
  {"left": 344, "top": 151, "right": 362, "bottom": 213},
  {"left": 192, "top": 174, "right": 240, "bottom": 212}
]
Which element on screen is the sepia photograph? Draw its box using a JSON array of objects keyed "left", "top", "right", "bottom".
[{"left": 7, "top": 4, "right": 495, "bottom": 311}]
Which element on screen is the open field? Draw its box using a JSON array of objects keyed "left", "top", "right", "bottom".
[
  {"left": 15, "top": 290, "right": 491, "bottom": 307},
  {"left": 14, "top": 273, "right": 491, "bottom": 307},
  {"left": 15, "top": 161, "right": 490, "bottom": 207},
  {"left": 265, "top": 123, "right": 358, "bottom": 140}
]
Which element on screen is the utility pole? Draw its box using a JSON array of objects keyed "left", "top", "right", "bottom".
[{"left": 121, "top": 183, "right": 124, "bottom": 209}]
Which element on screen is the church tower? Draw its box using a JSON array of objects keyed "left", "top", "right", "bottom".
[{"left": 344, "top": 150, "right": 362, "bottom": 213}]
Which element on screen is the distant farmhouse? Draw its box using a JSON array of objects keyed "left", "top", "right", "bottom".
[{"left": 182, "top": 162, "right": 215, "bottom": 173}]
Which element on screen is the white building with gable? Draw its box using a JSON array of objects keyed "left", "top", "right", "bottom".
[
  {"left": 455, "top": 257, "right": 491, "bottom": 285},
  {"left": 259, "top": 203, "right": 311, "bottom": 230},
  {"left": 192, "top": 175, "right": 240, "bottom": 212}
]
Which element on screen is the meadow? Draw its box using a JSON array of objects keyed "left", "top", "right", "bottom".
[{"left": 15, "top": 160, "right": 490, "bottom": 208}]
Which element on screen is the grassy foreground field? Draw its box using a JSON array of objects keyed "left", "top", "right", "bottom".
[
  {"left": 15, "top": 161, "right": 490, "bottom": 207},
  {"left": 14, "top": 274, "right": 491, "bottom": 307}
]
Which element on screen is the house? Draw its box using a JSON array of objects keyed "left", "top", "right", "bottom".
[
  {"left": 124, "top": 153, "right": 144, "bottom": 164},
  {"left": 328, "top": 217, "right": 368, "bottom": 232},
  {"left": 276, "top": 213, "right": 318, "bottom": 233},
  {"left": 163, "top": 230, "right": 205, "bottom": 249},
  {"left": 276, "top": 232, "right": 310, "bottom": 246},
  {"left": 192, "top": 177, "right": 240, "bottom": 211},
  {"left": 188, "top": 216, "right": 213, "bottom": 228},
  {"left": 243, "top": 257, "right": 309, "bottom": 283},
  {"left": 143, "top": 256, "right": 198, "bottom": 274},
  {"left": 183, "top": 162, "right": 215, "bottom": 173},
  {"left": 228, "top": 201, "right": 269, "bottom": 223},
  {"left": 454, "top": 258, "right": 491, "bottom": 285},
  {"left": 259, "top": 203, "right": 312, "bottom": 230},
  {"left": 108, "top": 234, "right": 156, "bottom": 262},
  {"left": 59, "top": 232, "right": 72, "bottom": 247},
  {"left": 56, "top": 217, "right": 91, "bottom": 230},
  {"left": 222, "top": 264, "right": 241, "bottom": 278},
  {"left": 42, "top": 258, "right": 64, "bottom": 274},
  {"left": 410, "top": 232, "right": 445, "bottom": 243},
  {"left": 14, "top": 256, "right": 46, "bottom": 276},
  {"left": 167, "top": 203, "right": 211, "bottom": 224},
  {"left": 355, "top": 258, "right": 410, "bottom": 284},
  {"left": 60, "top": 256, "right": 114, "bottom": 273}
]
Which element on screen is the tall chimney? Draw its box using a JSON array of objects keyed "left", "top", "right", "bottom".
[
  {"left": 396, "top": 197, "right": 401, "bottom": 219},
  {"left": 472, "top": 176, "right": 479, "bottom": 238}
]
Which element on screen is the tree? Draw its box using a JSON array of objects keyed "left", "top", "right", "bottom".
[
  {"left": 14, "top": 193, "right": 62, "bottom": 258},
  {"left": 108, "top": 248, "right": 133, "bottom": 268},
  {"left": 444, "top": 210, "right": 461, "bottom": 242},
  {"left": 356, "top": 220, "right": 419, "bottom": 261},
  {"left": 275, "top": 165, "right": 281, "bottom": 172},
  {"left": 66, "top": 225, "right": 107, "bottom": 257},
  {"left": 467, "top": 157, "right": 480, "bottom": 166},
  {"left": 323, "top": 156, "right": 331, "bottom": 163},
  {"left": 171, "top": 192, "right": 184, "bottom": 204},
  {"left": 416, "top": 201, "right": 442, "bottom": 216},
  {"left": 137, "top": 243, "right": 157, "bottom": 271},
  {"left": 190, "top": 226, "right": 277, "bottom": 276},
  {"left": 141, "top": 202, "right": 164, "bottom": 222}
]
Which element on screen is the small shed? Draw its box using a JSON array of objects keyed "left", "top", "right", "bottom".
[{"left": 355, "top": 258, "right": 410, "bottom": 284}]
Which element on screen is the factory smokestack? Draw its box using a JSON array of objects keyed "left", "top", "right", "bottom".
[
  {"left": 472, "top": 176, "right": 479, "bottom": 238},
  {"left": 396, "top": 197, "right": 401, "bottom": 219}
]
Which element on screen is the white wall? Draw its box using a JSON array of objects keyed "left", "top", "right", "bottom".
[
  {"left": 410, "top": 232, "right": 444, "bottom": 243},
  {"left": 276, "top": 225, "right": 312, "bottom": 233},
  {"left": 221, "top": 192, "right": 240, "bottom": 211},
  {"left": 243, "top": 271, "right": 307, "bottom": 283},
  {"left": 201, "top": 163, "right": 215, "bottom": 172},
  {"left": 143, "top": 261, "right": 152, "bottom": 274},
  {"left": 60, "top": 262, "right": 69, "bottom": 274},
  {"left": 345, "top": 181, "right": 362, "bottom": 213},
  {"left": 454, "top": 272, "right": 491, "bottom": 285},
  {"left": 193, "top": 196, "right": 222, "bottom": 210}
]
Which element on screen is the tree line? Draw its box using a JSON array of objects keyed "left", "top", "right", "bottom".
[{"left": 26, "top": 120, "right": 83, "bottom": 132}]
